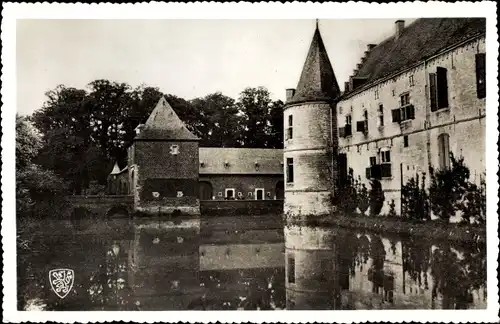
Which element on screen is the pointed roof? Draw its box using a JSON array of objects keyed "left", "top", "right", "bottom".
[
  {"left": 288, "top": 23, "right": 341, "bottom": 105},
  {"left": 110, "top": 162, "right": 121, "bottom": 175},
  {"left": 135, "top": 96, "right": 199, "bottom": 141}
]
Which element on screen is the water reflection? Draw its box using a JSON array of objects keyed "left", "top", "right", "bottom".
[{"left": 17, "top": 218, "right": 486, "bottom": 310}]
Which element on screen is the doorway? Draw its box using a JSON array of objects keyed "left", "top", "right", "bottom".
[{"left": 255, "top": 188, "right": 264, "bottom": 200}]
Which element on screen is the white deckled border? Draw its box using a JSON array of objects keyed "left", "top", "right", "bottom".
[{"left": 2, "top": 1, "right": 498, "bottom": 323}]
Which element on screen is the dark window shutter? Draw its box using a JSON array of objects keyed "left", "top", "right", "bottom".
[
  {"left": 365, "top": 167, "right": 371, "bottom": 179},
  {"left": 408, "top": 104, "right": 415, "bottom": 119},
  {"left": 381, "top": 164, "right": 392, "bottom": 178},
  {"left": 356, "top": 120, "right": 365, "bottom": 133},
  {"left": 436, "top": 67, "right": 449, "bottom": 108},
  {"left": 429, "top": 73, "right": 438, "bottom": 111},
  {"left": 476, "top": 53, "right": 486, "bottom": 99},
  {"left": 391, "top": 109, "right": 401, "bottom": 123},
  {"left": 345, "top": 124, "right": 352, "bottom": 136},
  {"left": 338, "top": 127, "right": 345, "bottom": 138},
  {"left": 371, "top": 165, "right": 382, "bottom": 179}
]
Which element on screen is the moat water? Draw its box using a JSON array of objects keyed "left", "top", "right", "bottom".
[{"left": 17, "top": 216, "right": 486, "bottom": 311}]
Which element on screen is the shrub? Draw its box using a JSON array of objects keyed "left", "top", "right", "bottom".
[{"left": 369, "top": 179, "right": 385, "bottom": 216}]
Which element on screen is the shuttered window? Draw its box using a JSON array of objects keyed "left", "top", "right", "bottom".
[
  {"left": 436, "top": 67, "right": 449, "bottom": 109},
  {"left": 392, "top": 108, "right": 401, "bottom": 123},
  {"left": 437, "top": 133, "right": 450, "bottom": 169},
  {"left": 476, "top": 53, "right": 486, "bottom": 99},
  {"left": 430, "top": 73, "right": 438, "bottom": 111},
  {"left": 286, "top": 158, "right": 294, "bottom": 183}
]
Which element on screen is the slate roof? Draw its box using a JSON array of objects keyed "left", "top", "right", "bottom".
[
  {"left": 135, "top": 97, "right": 199, "bottom": 141},
  {"left": 288, "top": 25, "right": 341, "bottom": 105},
  {"left": 199, "top": 148, "right": 283, "bottom": 175},
  {"left": 344, "top": 18, "right": 486, "bottom": 97}
]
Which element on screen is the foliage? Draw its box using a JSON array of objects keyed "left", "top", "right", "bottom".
[
  {"left": 369, "top": 179, "right": 385, "bottom": 216},
  {"left": 429, "top": 154, "right": 480, "bottom": 223},
  {"left": 402, "top": 172, "right": 430, "bottom": 221},
  {"left": 30, "top": 81, "right": 283, "bottom": 193},
  {"left": 387, "top": 199, "right": 397, "bottom": 218},
  {"left": 16, "top": 116, "right": 69, "bottom": 219},
  {"left": 357, "top": 181, "right": 370, "bottom": 215},
  {"left": 335, "top": 168, "right": 358, "bottom": 215}
]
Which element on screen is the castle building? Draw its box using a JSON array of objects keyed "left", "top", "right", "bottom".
[
  {"left": 108, "top": 97, "right": 284, "bottom": 214},
  {"left": 336, "top": 18, "right": 486, "bottom": 215}
]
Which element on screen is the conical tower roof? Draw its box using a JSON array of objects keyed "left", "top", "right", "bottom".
[
  {"left": 110, "top": 162, "right": 121, "bottom": 175},
  {"left": 288, "top": 23, "right": 341, "bottom": 104},
  {"left": 135, "top": 96, "right": 199, "bottom": 141}
]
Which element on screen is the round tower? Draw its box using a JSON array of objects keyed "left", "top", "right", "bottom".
[{"left": 284, "top": 21, "right": 342, "bottom": 309}]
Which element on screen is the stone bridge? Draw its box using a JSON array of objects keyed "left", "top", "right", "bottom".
[{"left": 66, "top": 195, "right": 134, "bottom": 220}]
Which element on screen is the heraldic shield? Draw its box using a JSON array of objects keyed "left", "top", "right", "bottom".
[{"left": 49, "top": 269, "right": 74, "bottom": 299}]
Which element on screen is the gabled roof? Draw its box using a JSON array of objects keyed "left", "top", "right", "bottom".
[
  {"left": 135, "top": 96, "right": 199, "bottom": 141},
  {"left": 344, "top": 18, "right": 486, "bottom": 97},
  {"left": 288, "top": 24, "right": 341, "bottom": 105},
  {"left": 199, "top": 148, "right": 283, "bottom": 175}
]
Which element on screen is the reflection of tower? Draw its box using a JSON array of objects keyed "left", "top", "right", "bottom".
[{"left": 284, "top": 21, "right": 341, "bottom": 310}]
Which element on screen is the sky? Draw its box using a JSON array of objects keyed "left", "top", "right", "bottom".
[{"left": 17, "top": 19, "right": 417, "bottom": 116}]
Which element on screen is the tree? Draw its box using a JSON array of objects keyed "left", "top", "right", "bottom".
[
  {"left": 16, "top": 116, "right": 68, "bottom": 219},
  {"left": 369, "top": 179, "right": 385, "bottom": 216},
  {"left": 429, "top": 154, "right": 470, "bottom": 223},
  {"left": 237, "top": 87, "right": 283, "bottom": 148},
  {"left": 401, "top": 173, "right": 429, "bottom": 222}
]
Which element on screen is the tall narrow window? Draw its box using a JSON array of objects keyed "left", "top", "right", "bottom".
[
  {"left": 288, "top": 255, "right": 295, "bottom": 283},
  {"left": 374, "top": 89, "right": 379, "bottom": 99},
  {"left": 436, "top": 67, "right": 449, "bottom": 109},
  {"left": 286, "top": 158, "right": 294, "bottom": 183},
  {"left": 403, "top": 135, "right": 409, "bottom": 148},
  {"left": 378, "top": 104, "right": 384, "bottom": 127},
  {"left": 345, "top": 115, "right": 352, "bottom": 136},
  {"left": 287, "top": 115, "right": 293, "bottom": 140},
  {"left": 431, "top": 67, "right": 449, "bottom": 111},
  {"left": 409, "top": 75, "right": 415, "bottom": 86},
  {"left": 476, "top": 53, "right": 486, "bottom": 99},
  {"left": 437, "top": 133, "right": 450, "bottom": 169}
]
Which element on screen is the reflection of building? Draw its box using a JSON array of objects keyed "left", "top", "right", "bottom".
[{"left": 107, "top": 97, "right": 284, "bottom": 215}]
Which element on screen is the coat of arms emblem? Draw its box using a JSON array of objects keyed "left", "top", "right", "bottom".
[{"left": 49, "top": 268, "right": 74, "bottom": 299}]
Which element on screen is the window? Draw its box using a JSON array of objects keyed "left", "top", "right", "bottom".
[
  {"left": 225, "top": 188, "right": 235, "bottom": 200},
  {"left": 170, "top": 144, "right": 180, "bottom": 155},
  {"left": 380, "top": 150, "right": 392, "bottom": 178},
  {"left": 476, "top": 53, "right": 486, "bottom": 99},
  {"left": 286, "top": 158, "right": 294, "bottom": 183},
  {"left": 378, "top": 104, "right": 384, "bottom": 127},
  {"left": 255, "top": 188, "right": 265, "bottom": 200},
  {"left": 403, "top": 135, "right": 409, "bottom": 147},
  {"left": 287, "top": 115, "right": 293, "bottom": 140},
  {"left": 437, "top": 133, "right": 450, "bottom": 169},
  {"left": 288, "top": 255, "right": 295, "bottom": 284},
  {"left": 375, "top": 89, "right": 379, "bottom": 99},
  {"left": 409, "top": 75, "right": 415, "bottom": 86},
  {"left": 392, "top": 89, "right": 396, "bottom": 97},
  {"left": 356, "top": 110, "right": 368, "bottom": 134},
  {"left": 339, "top": 106, "right": 343, "bottom": 115},
  {"left": 381, "top": 151, "right": 391, "bottom": 163},
  {"left": 392, "top": 94, "right": 415, "bottom": 123},
  {"left": 430, "top": 67, "right": 449, "bottom": 111},
  {"left": 370, "top": 156, "right": 377, "bottom": 166},
  {"left": 339, "top": 115, "right": 353, "bottom": 138}
]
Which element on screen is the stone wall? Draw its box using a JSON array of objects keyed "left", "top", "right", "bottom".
[
  {"left": 337, "top": 36, "right": 486, "bottom": 215},
  {"left": 199, "top": 174, "right": 283, "bottom": 200}
]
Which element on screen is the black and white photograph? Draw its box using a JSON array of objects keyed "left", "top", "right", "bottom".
[{"left": 2, "top": 2, "right": 498, "bottom": 323}]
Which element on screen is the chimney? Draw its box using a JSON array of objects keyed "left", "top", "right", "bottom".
[
  {"left": 395, "top": 20, "right": 405, "bottom": 39},
  {"left": 344, "top": 81, "right": 350, "bottom": 93},
  {"left": 367, "top": 44, "right": 377, "bottom": 51},
  {"left": 286, "top": 88, "right": 295, "bottom": 102}
]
